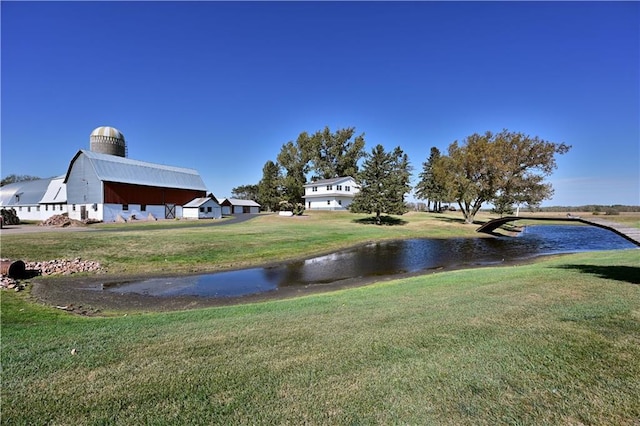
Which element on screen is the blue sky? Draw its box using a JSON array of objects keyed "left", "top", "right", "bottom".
[{"left": 2, "top": 1, "right": 638, "bottom": 206}]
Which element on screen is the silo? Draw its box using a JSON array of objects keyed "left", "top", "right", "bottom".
[{"left": 90, "top": 126, "right": 126, "bottom": 157}]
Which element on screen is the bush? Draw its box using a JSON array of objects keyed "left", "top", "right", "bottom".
[
  {"left": 278, "top": 201, "right": 305, "bottom": 216},
  {"left": 604, "top": 208, "right": 620, "bottom": 216}
]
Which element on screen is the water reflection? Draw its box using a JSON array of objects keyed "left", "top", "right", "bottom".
[{"left": 106, "top": 225, "right": 636, "bottom": 298}]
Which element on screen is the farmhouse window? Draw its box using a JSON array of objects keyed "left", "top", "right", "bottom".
[
  {"left": 327, "top": 200, "right": 331, "bottom": 205},
  {"left": 345, "top": 186, "right": 351, "bottom": 191},
  {"left": 312, "top": 186, "right": 317, "bottom": 192},
  {"left": 337, "top": 185, "right": 342, "bottom": 190},
  {"left": 326, "top": 185, "right": 333, "bottom": 190}
]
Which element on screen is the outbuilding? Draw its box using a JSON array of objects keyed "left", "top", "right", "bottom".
[
  {"left": 220, "top": 198, "right": 261, "bottom": 214},
  {"left": 183, "top": 197, "right": 222, "bottom": 219}
]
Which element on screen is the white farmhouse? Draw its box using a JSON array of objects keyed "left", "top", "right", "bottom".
[
  {"left": 183, "top": 197, "right": 222, "bottom": 219},
  {"left": 303, "top": 176, "right": 359, "bottom": 211}
]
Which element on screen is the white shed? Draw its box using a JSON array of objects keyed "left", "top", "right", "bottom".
[{"left": 183, "top": 197, "right": 222, "bottom": 219}]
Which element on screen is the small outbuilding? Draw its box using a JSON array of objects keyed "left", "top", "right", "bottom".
[
  {"left": 220, "top": 198, "right": 261, "bottom": 214},
  {"left": 183, "top": 197, "right": 222, "bottom": 219}
]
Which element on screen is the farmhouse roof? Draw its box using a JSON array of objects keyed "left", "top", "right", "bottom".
[{"left": 304, "top": 176, "right": 356, "bottom": 187}]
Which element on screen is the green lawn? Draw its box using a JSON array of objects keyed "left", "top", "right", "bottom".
[
  {"left": 0, "top": 211, "right": 488, "bottom": 275},
  {"left": 1, "top": 211, "right": 639, "bottom": 424}
]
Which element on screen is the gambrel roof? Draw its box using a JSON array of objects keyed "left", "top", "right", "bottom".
[{"left": 64, "top": 150, "right": 207, "bottom": 191}]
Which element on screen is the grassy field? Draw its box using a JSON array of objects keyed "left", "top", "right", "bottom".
[
  {"left": 2, "top": 250, "right": 638, "bottom": 424},
  {"left": 1, "top": 211, "right": 639, "bottom": 424},
  {"left": 0, "top": 211, "right": 493, "bottom": 275}
]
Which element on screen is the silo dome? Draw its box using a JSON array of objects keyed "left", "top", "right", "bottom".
[{"left": 90, "top": 126, "right": 126, "bottom": 157}]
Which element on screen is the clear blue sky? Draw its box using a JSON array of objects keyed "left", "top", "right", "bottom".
[{"left": 2, "top": 1, "right": 638, "bottom": 206}]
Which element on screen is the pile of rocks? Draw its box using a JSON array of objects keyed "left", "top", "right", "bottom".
[
  {"left": 39, "top": 214, "right": 83, "bottom": 227},
  {"left": 1, "top": 258, "right": 104, "bottom": 291}
]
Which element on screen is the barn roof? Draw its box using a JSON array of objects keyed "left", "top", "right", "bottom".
[
  {"left": 40, "top": 176, "right": 67, "bottom": 204},
  {"left": 0, "top": 178, "right": 53, "bottom": 206},
  {"left": 64, "top": 150, "right": 207, "bottom": 191}
]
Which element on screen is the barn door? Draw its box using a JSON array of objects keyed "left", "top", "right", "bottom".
[
  {"left": 80, "top": 205, "right": 88, "bottom": 221},
  {"left": 165, "top": 204, "right": 176, "bottom": 219}
]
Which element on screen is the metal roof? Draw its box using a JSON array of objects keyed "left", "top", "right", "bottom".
[
  {"left": 64, "top": 150, "right": 207, "bottom": 191},
  {"left": 221, "top": 198, "right": 261, "bottom": 207},
  {"left": 39, "top": 176, "right": 67, "bottom": 204},
  {"left": 0, "top": 178, "right": 53, "bottom": 206},
  {"left": 304, "top": 176, "right": 356, "bottom": 187},
  {"left": 184, "top": 197, "right": 219, "bottom": 208}
]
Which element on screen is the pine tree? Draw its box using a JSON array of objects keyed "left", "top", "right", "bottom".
[
  {"left": 350, "top": 145, "right": 412, "bottom": 225},
  {"left": 257, "top": 161, "right": 282, "bottom": 211}
]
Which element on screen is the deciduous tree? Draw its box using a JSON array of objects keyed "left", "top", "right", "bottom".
[
  {"left": 277, "top": 132, "right": 312, "bottom": 204},
  {"left": 437, "top": 130, "right": 570, "bottom": 223},
  {"left": 309, "top": 126, "right": 365, "bottom": 179},
  {"left": 350, "top": 144, "right": 412, "bottom": 224}
]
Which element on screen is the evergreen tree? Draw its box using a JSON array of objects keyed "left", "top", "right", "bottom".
[
  {"left": 350, "top": 145, "right": 412, "bottom": 225},
  {"left": 257, "top": 160, "right": 282, "bottom": 211},
  {"left": 415, "top": 147, "right": 446, "bottom": 211}
]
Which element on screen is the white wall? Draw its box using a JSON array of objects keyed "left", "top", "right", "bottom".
[{"left": 306, "top": 196, "right": 353, "bottom": 211}]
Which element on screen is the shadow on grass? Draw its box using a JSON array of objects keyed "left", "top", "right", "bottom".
[
  {"left": 353, "top": 216, "right": 408, "bottom": 226},
  {"left": 556, "top": 264, "right": 640, "bottom": 285}
]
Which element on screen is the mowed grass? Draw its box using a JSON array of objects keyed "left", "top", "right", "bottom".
[
  {"left": 0, "top": 211, "right": 486, "bottom": 275},
  {"left": 2, "top": 249, "right": 639, "bottom": 424}
]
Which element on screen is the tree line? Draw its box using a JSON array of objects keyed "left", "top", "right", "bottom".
[{"left": 231, "top": 127, "right": 572, "bottom": 224}]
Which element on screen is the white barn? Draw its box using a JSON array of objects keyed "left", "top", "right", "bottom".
[
  {"left": 0, "top": 126, "right": 214, "bottom": 223},
  {"left": 0, "top": 177, "right": 68, "bottom": 221},
  {"left": 183, "top": 197, "right": 222, "bottom": 219},
  {"left": 303, "top": 176, "right": 359, "bottom": 211}
]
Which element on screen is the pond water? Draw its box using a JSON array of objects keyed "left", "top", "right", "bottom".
[{"left": 106, "top": 225, "right": 637, "bottom": 298}]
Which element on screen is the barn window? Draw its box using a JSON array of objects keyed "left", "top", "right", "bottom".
[
  {"left": 338, "top": 200, "right": 342, "bottom": 205},
  {"left": 72, "top": 204, "right": 76, "bottom": 211},
  {"left": 27, "top": 207, "right": 31, "bottom": 212},
  {"left": 45, "top": 205, "right": 49, "bottom": 211},
  {"left": 123, "top": 204, "right": 129, "bottom": 211},
  {"left": 200, "top": 207, "right": 205, "bottom": 213},
  {"left": 327, "top": 200, "right": 331, "bottom": 205},
  {"left": 207, "top": 207, "right": 212, "bottom": 213},
  {"left": 141, "top": 204, "right": 146, "bottom": 212}
]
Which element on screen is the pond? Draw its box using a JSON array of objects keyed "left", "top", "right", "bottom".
[{"left": 106, "top": 225, "right": 637, "bottom": 298}]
